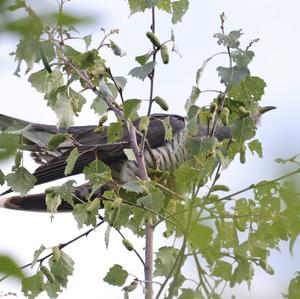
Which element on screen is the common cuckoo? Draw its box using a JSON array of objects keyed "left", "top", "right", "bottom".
[{"left": 0, "top": 108, "right": 274, "bottom": 211}]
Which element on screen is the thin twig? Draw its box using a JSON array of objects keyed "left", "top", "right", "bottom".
[
  {"left": 114, "top": 225, "right": 146, "bottom": 267},
  {"left": 192, "top": 252, "right": 211, "bottom": 296},
  {"left": 0, "top": 221, "right": 105, "bottom": 282},
  {"left": 106, "top": 67, "right": 125, "bottom": 104},
  {"left": 217, "top": 168, "right": 300, "bottom": 202}
]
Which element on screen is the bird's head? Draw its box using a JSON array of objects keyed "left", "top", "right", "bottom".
[
  {"left": 259, "top": 106, "right": 277, "bottom": 115},
  {"left": 253, "top": 105, "right": 276, "bottom": 123}
]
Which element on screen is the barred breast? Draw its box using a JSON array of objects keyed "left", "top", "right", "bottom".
[{"left": 111, "top": 130, "right": 189, "bottom": 183}]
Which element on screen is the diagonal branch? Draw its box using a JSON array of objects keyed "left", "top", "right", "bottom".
[{"left": 0, "top": 220, "right": 105, "bottom": 282}]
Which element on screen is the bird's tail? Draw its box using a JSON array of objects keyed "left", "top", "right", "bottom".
[
  {"left": 0, "top": 183, "right": 108, "bottom": 211},
  {"left": 0, "top": 114, "right": 30, "bottom": 131}
]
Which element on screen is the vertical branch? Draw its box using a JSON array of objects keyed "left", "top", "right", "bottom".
[
  {"left": 144, "top": 7, "right": 157, "bottom": 299},
  {"left": 145, "top": 216, "right": 154, "bottom": 299},
  {"left": 146, "top": 7, "right": 157, "bottom": 117}
]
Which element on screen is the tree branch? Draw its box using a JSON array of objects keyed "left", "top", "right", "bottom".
[{"left": 0, "top": 220, "right": 105, "bottom": 282}]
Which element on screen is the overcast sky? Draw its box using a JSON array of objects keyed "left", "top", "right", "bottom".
[{"left": 0, "top": 1, "right": 300, "bottom": 298}]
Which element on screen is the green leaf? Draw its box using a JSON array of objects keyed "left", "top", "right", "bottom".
[
  {"left": 186, "top": 136, "right": 218, "bottom": 157},
  {"left": 14, "top": 39, "right": 41, "bottom": 75},
  {"left": 275, "top": 155, "right": 299, "bottom": 165},
  {"left": 0, "top": 255, "right": 24, "bottom": 279},
  {"left": 128, "top": 0, "right": 161, "bottom": 13},
  {"left": 128, "top": 0, "right": 148, "bottom": 13},
  {"left": 91, "top": 96, "right": 108, "bottom": 115},
  {"left": 22, "top": 271, "right": 44, "bottom": 299},
  {"left": 187, "top": 105, "right": 200, "bottom": 135},
  {"left": 28, "top": 68, "right": 64, "bottom": 94},
  {"left": 188, "top": 224, "right": 213, "bottom": 250},
  {"left": 286, "top": 271, "right": 300, "bottom": 299},
  {"left": 171, "top": 0, "right": 189, "bottom": 24},
  {"left": 44, "top": 279, "right": 61, "bottom": 298},
  {"left": 64, "top": 45, "right": 81, "bottom": 63},
  {"left": 83, "top": 159, "right": 112, "bottom": 184},
  {"left": 46, "top": 189, "right": 62, "bottom": 216},
  {"left": 98, "top": 79, "right": 113, "bottom": 98},
  {"left": 231, "top": 50, "right": 254, "bottom": 67},
  {"left": 114, "top": 76, "right": 127, "bottom": 90},
  {"left": 259, "top": 260, "right": 275, "bottom": 275},
  {"left": 217, "top": 66, "right": 250, "bottom": 89},
  {"left": 8, "top": 0, "right": 26, "bottom": 11},
  {"left": 137, "top": 190, "right": 165, "bottom": 211},
  {"left": 40, "top": 40, "right": 56, "bottom": 66},
  {"left": 108, "top": 122, "right": 124, "bottom": 143},
  {"left": 129, "top": 61, "right": 155, "bottom": 81},
  {"left": 212, "top": 260, "right": 232, "bottom": 280},
  {"left": 214, "top": 30, "right": 243, "bottom": 48},
  {"left": 216, "top": 149, "right": 230, "bottom": 168},
  {"left": 83, "top": 34, "right": 92, "bottom": 50},
  {"left": 64, "top": 147, "right": 80, "bottom": 175},
  {"left": 124, "top": 99, "right": 141, "bottom": 120},
  {"left": 49, "top": 250, "right": 74, "bottom": 288},
  {"left": 135, "top": 53, "right": 151, "bottom": 65},
  {"left": 31, "top": 245, "right": 46, "bottom": 268},
  {"left": 233, "top": 198, "right": 249, "bottom": 229},
  {"left": 47, "top": 133, "right": 69, "bottom": 150},
  {"left": 72, "top": 199, "right": 100, "bottom": 229},
  {"left": 179, "top": 288, "right": 204, "bottom": 299},
  {"left": 55, "top": 180, "right": 76, "bottom": 207},
  {"left": 53, "top": 91, "right": 75, "bottom": 128},
  {"left": 217, "top": 221, "right": 239, "bottom": 248},
  {"left": 107, "top": 83, "right": 118, "bottom": 100},
  {"left": 44, "top": 181, "right": 76, "bottom": 214},
  {"left": 123, "top": 180, "right": 148, "bottom": 193},
  {"left": 169, "top": 273, "right": 186, "bottom": 297},
  {"left": 69, "top": 88, "right": 86, "bottom": 114},
  {"left": 104, "top": 264, "right": 128, "bottom": 286},
  {"left": 109, "top": 40, "right": 126, "bottom": 57},
  {"left": 162, "top": 116, "right": 172, "bottom": 141},
  {"left": 231, "top": 118, "right": 256, "bottom": 144},
  {"left": 175, "top": 160, "right": 199, "bottom": 193},
  {"left": 248, "top": 139, "right": 263, "bottom": 158},
  {"left": 154, "top": 246, "right": 180, "bottom": 277},
  {"left": 230, "top": 259, "right": 253, "bottom": 287},
  {"left": 185, "top": 86, "right": 200, "bottom": 112},
  {"left": 228, "top": 76, "right": 266, "bottom": 103},
  {"left": 0, "top": 132, "right": 19, "bottom": 160},
  {"left": 5, "top": 166, "right": 37, "bottom": 195},
  {"left": 157, "top": 0, "right": 172, "bottom": 13},
  {"left": 195, "top": 56, "right": 214, "bottom": 86},
  {"left": 123, "top": 148, "right": 136, "bottom": 161},
  {"left": 13, "top": 151, "right": 22, "bottom": 169},
  {"left": 0, "top": 169, "right": 5, "bottom": 185},
  {"left": 72, "top": 204, "right": 88, "bottom": 229}
]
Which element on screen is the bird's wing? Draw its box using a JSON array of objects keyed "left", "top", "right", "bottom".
[
  {"left": 0, "top": 113, "right": 185, "bottom": 186},
  {"left": 32, "top": 114, "right": 185, "bottom": 185}
]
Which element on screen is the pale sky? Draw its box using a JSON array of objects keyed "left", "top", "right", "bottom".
[{"left": 0, "top": 1, "right": 300, "bottom": 298}]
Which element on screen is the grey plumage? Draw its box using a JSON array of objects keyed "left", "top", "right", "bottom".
[{"left": 0, "top": 113, "right": 233, "bottom": 210}]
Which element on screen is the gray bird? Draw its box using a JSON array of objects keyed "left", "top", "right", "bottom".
[{"left": 0, "top": 107, "right": 275, "bottom": 211}]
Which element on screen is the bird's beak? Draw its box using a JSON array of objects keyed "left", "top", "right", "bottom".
[{"left": 259, "top": 106, "right": 276, "bottom": 115}]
